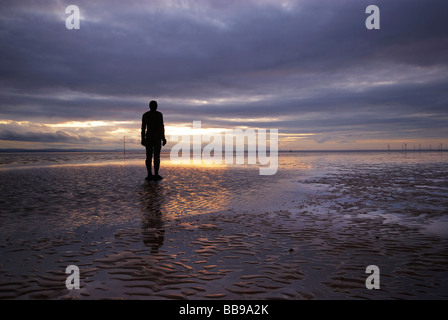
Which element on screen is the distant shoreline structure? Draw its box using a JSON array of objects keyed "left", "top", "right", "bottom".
[{"left": 0, "top": 148, "right": 446, "bottom": 153}]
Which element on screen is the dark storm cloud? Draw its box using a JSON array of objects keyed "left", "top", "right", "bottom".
[
  {"left": 0, "top": 0, "right": 447, "bottom": 146},
  {"left": 0, "top": 129, "right": 102, "bottom": 144}
]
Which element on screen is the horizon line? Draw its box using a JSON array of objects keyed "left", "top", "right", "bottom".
[{"left": 0, "top": 148, "right": 446, "bottom": 153}]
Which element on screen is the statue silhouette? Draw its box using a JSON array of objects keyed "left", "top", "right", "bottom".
[{"left": 141, "top": 100, "right": 166, "bottom": 180}]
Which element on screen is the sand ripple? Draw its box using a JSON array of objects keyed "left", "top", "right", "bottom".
[{"left": 1, "top": 206, "right": 447, "bottom": 299}]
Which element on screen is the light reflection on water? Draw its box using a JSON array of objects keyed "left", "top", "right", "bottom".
[
  {"left": 0, "top": 152, "right": 303, "bottom": 239},
  {"left": 0, "top": 151, "right": 447, "bottom": 238}
]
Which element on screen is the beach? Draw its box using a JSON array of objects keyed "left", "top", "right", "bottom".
[{"left": 0, "top": 151, "right": 447, "bottom": 299}]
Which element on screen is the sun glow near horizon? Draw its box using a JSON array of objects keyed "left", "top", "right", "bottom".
[{"left": 1, "top": 118, "right": 447, "bottom": 151}]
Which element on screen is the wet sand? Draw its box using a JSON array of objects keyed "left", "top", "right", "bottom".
[
  {"left": 1, "top": 203, "right": 447, "bottom": 300},
  {"left": 0, "top": 152, "right": 447, "bottom": 299}
]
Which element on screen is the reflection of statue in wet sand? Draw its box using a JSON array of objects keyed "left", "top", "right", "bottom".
[
  {"left": 141, "top": 100, "right": 167, "bottom": 181},
  {"left": 140, "top": 182, "right": 165, "bottom": 254}
]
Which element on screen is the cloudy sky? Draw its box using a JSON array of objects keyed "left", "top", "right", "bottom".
[{"left": 0, "top": 0, "right": 447, "bottom": 150}]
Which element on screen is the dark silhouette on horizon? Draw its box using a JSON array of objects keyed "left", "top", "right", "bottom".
[
  {"left": 140, "top": 182, "right": 165, "bottom": 254},
  {"left": 141, "top": 100, "right": 166, "bottom": 181}
]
